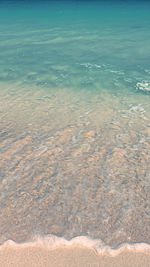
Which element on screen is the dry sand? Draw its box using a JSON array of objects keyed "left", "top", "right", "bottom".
[{"left": 1, "top": 244, "right": 150, "bottom": 267}]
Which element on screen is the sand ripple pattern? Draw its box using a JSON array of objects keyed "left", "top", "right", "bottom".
[{"left": 0, "top": 83, "right": 150, "bottom": 248}]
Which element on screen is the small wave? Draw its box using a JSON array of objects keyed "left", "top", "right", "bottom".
[
  {"left": 107, "top": 69, "right": 124, "bottom": 75},
  {"left": 144, "top": 69, "right": 150, "bottom": 74},
  {"left": 1, "top": 235, "right": 150, "bottom": 256},
  {"left": 79, "top": 63, "right": 102, "bottom": 69},
  {"left": 136, "top": 81, "right": 150, "bottom": 92}
]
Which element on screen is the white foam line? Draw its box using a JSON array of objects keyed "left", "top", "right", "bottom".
[{"left": 1, "top": 235, "right": 150, "bottom": 256}]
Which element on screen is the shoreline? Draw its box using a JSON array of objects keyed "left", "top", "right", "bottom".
[
  {"left": 1, "top": 235, "right": 150, "bottom": 255},
  {"left": 1, "top": 236, "right": 150, "bottom": 267}
]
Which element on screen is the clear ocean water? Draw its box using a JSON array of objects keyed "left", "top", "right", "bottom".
[{"left": 0, "top": 0, "right": 150, "bottom": 249}]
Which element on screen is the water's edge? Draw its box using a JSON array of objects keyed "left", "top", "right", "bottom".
[{"left": 1, "top": 235, "right": 150, "bottom": 256}]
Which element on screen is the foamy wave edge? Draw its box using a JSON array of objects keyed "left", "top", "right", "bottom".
[{"left": 1, "top": 235, "right": 150, "bottom": 256}]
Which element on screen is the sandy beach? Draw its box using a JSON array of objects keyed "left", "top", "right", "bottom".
[
  {"left": 1, "top": 2, "right": 150, "bottom": 267},
  {"left": 1, "top": 244, "right": 150, "bottom": 267}
]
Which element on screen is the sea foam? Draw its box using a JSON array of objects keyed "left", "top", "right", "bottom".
[
  {"left": 1, "top": 235, "right": 150, "bottom": 256},
  {"left": 136, "top": 82, "right": 150, "bottom": 92}
]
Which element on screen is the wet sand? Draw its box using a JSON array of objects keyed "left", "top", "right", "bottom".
[{"left": 1, "top": 243, "right": 150, "bottom": 267}]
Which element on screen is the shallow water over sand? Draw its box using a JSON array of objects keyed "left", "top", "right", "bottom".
[
  {"left": 0, "top": 0, "right": 150, "bottom": 249},
  {"left": 0, "top": 82, "right": 150, "bottom": 247}
]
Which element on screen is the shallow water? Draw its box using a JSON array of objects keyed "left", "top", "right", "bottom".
[{"left": 0, "top": 0, "right": 150, "bottom": 249}]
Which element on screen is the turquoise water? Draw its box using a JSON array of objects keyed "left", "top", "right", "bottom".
[{"left": 0, "top": 0, "right": 150, "bottom": 248}]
